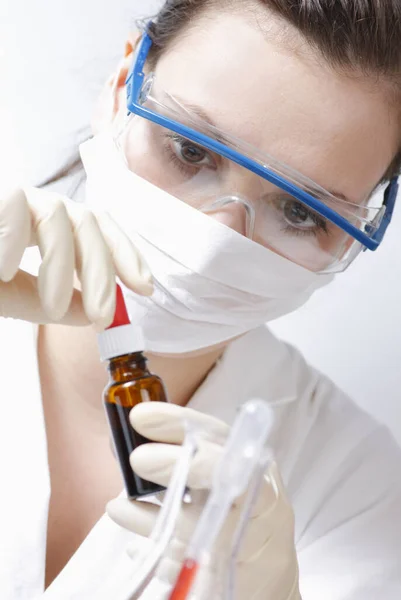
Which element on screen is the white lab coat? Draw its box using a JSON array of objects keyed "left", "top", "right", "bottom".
[{"left": 0, "top": 315, "right": 400, "bottom": 599}]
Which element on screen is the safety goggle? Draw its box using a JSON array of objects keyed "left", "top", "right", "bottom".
[{"left": 123, "top": 31, "right": 399, "bottom": 273}]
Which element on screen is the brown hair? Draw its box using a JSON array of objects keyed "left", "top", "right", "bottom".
[{"left": 146, "top": 0, "right": 401, "bottom": 180}]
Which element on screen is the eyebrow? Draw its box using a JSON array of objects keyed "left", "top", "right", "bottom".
[
  {"left": 172, "top": 95, "right": 355, "bottom": 205},
  {"left": 311, "top": 187, "right": 355, "bottom": 206},
  {"left": 329, "top": 191, "right": 355, "bottom": 205},
  {"left": 172, "top": 95, "right": 232, "bottom": 145},
  {"left": 173, "top": 95, "right": 219, "bottom": 129}
]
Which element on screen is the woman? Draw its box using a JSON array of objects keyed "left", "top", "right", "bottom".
[{"left": 0, "top": 0, "right": 401, "bottom": 598}]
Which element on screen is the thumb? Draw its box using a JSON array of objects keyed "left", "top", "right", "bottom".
[{"left": 106, "top": 497, "right": 160, "bottom": 537}]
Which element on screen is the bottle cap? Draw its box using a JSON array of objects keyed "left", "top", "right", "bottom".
[{"left": 97, "top": 285, "right": 145, "bottom": 361}]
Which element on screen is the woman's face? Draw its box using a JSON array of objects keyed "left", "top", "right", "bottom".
[{"left": 116, "top": 10, "right": 399, "bottom": 271}]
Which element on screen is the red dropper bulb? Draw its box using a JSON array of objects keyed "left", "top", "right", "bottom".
[{"left": 108, "top": 284, "right": 130, "bottom": 329}]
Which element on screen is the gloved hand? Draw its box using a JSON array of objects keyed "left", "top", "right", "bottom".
[
  {"left": 0, "top": 187, "right": 152, "bottom": 328},
  {"left": 107, "top": 403, "right": 301, "bottom": 600}
]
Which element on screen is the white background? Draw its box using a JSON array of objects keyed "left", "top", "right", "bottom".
[{"left": 1, "top": 0, "right": 400, "bottom": 444}]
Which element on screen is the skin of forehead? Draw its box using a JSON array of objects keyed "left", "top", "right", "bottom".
[{"left": 153, "top": 11, "right": 399, "bottom": 204}]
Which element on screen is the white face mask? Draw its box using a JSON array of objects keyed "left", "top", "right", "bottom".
[{"left": 80, "top": 133, "right": 333, "bottom": 354}]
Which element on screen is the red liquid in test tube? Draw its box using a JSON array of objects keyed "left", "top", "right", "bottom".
[{"left": 168, "top": 559, "right": 200, "bottom": 600}]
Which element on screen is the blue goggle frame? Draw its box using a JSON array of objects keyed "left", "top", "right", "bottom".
[{"left": 126, "top": 32, "right": 399, "bottom": 252}]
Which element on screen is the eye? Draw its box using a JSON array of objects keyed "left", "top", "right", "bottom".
[
  {"left": 179, "top": 141, "right": 207, "bottom": 164},
  {"left": 168, "top": 134, "right": 217, "bottom": 169},
  {"left": 278, "top": 197, "right": 329, "bottom": 236},
  {"left": 284, "top": 200, "right": 315, "bottom": 228}
]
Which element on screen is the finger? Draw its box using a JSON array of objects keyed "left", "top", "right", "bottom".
[
  {"left": 0, "top": 189, "right": 31, "bottom": 282},
  {"left": 106, "top": 497, "right": 159, "bottom": 537},
  {"left": 233, "top": 461, "right": 287, "bottom": 520},
  {"left": 0, "top": 270, "right": 89, "bottom": 325},
  {"left": 239, "top": 462, "right": 279, "bottom": 517},
  {"left": 267, "top": 461, "right": 291, "bottom": 508},
  {"left": 236, "top": 545, "right": 299, "bottom": 600},
  {"left": 236, "top": 529, "right": 298, "bottom": 600},
  {"left": 25, "top": 187, "right": 75, "bottom": 321},
  {"left": 95, "top": 211, "right": 153, "bottom": 296},
  {"left": 130, "top": 402, "right": 230, "bottom": 445},
  {"left": 231, "top": 462, "right": 295, "bottom": 562},
  {"left": 130, "top": 440, "right": 223, "bottom": 489},
  {"left": 68, "top": 203, "right": 116, "bottom": 329}
]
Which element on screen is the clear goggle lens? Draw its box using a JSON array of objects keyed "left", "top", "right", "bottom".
[{"left": 117, "top": 76, "right": 387, "bottom": 273}]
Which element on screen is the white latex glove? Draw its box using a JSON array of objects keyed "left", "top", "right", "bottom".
[
  {"left": 0, "top": 187, "right": 152, "bottom": 328},
  {"left": 107, "top": 403, "right": 301, "bottom": 600}
]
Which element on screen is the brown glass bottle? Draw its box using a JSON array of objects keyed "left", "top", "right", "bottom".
[
  {"left": 98, "top": 284, "right": 168, "bottom": 499},
  {"left": 103, "top": 351, "right": 168, "bottom": 498}
]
